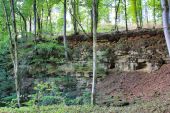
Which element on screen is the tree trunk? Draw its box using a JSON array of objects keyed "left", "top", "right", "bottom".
[
  {"left": 134, "top": 0, "right": 139, "bottom": 28},
  {"left": 41, "top": 8, "right": 44, "bottom": 32},
  {"left": 91, "top": 10, "right": 93, "bottom": 36},
  {"left": 20, "top": 17, "right": 23, "bottom": 33},
  {"left": 138, "top": 0, "right": 143, "bottom": 28},
  {"left": 46, "top": 16, "right": 48, "bottom": 29},
  {"left": 71, "top": 0, "right": 78, "bottom": 35},
  {"left": 29, "top": 14, "right": 32, "bottom": 32},
  {"left": 33, "top": 0, "right": 37, "bottom": 42},
  {"left": 37, "top": 14, "right": 41, "bottom": 36},
  {"left": 46, "top": 0, "right": 49, "bottom": 29},
  {"left": 145, "top": 0, "right": 149, "bottom": 24},
  {"left": 49, "top": 11, "right": 53, "bottom": 35},
  {"left": 91, "top": 0, "right": 97, "bottom": 105},
  {"left": 96, "top": 0, "right": 99, "bottom": 29},
  {"left": 153, "top": 0, "right": 156, "bottom": 28},
  {"left": 161, "top": 0, "right": 170, "bottom": 56},
  {"left": 115, "top": 0, "right": 121, "bottom": 31},
  {"left": 124, "top": 0, "right": 128, "bottom": 31},
  {"left": 18, "top": 10, "right": 27, "bottom": 38},
  {"left": 2, "top": 0, "right": 14, "bottom": 64},
  {"left": 2, "top": 0, "right": 12, "bottom": 42},
  {"left": 46, "top": 0, "right": 52, "bottom": 35},
  {"left": 69, "top": 6, "right": 89, "bottom": 37},
  {"left": 10, "top": 0, "right": 21, "bottom": 108},
  {"left": 64, "top": 0, "right": 68, "bottom": 60}
]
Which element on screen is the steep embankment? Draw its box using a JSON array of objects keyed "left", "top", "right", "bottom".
[
  {"left": 97, "top": 64, "right": 170, "bottom": 105},
  {"left": 21, "top": 28, "right": 169, "bottom": 104}
]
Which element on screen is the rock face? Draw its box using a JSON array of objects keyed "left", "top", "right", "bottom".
[
  {"left": 65, "top": 29, "right": 166, "bottom": 75},
  {"left": 50, "top": 29, "right": 166, "bottom": 96},
  {"left": 21, "top": 28, "right": 167, "bottom": 101}
]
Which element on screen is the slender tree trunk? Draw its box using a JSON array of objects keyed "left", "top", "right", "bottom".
[
  {"left": 71, "top": 0, "right": 78, "bottom": 35},
  {"left": 46, "top": 0, "right": 52, "bottom": 35},
  {"left": 20, "top": 17, "right": 23, "bottom": 33},
  {"left": 76, "top": 0, "right": 80, "bottom": 33},
  {"left": 37, "top": 14, "right": 41, "bottom": 36},
  {"left": 49, "top": 12, "right": 53, "bottom": 35},
  {"left": 18, "top": 10, "right": 27, "bottom": 38},
  {"left": 134, "top": 0, "right": 139, "bottom": 28},
  {"left": 145, "top": 0, "right": 149, "bottom": 24},
  {"left": 153, "top": 0, "right": 156, "bottom": 28},
  {"left": 138, "top": 0, "right": 143, "bottom": 28},
  {"left": 2, "top": 0, "right": 12, "bottom": 43},
  {"left": 91, "top": 0, "right": 97, "bottom": 105},
  {"left": 2, "top": 0, "right": 14, "bottom": 64},
  {"left": 69, "top": 5, "right": 89, "bottom": 37},
  {"left": 10, "top": 0, "right": 21, "bottom": 108},
  {"left": 124, "top": 0, "right": 128, "bottom": 31},
  {"left": 91, "top": 10, "right": 93, "bottom": 36},
  {"left": 96, "top": 0, "right": 99, "bottom": 29},
  {"left": 115, "top": 0, "right": 120, "bottom": 31},
  {"left": 29, "top": 14, "right": 32, "bottom": 32},
  {"left": 64, "top": 0, "right": 68, "bottom": 60},
  {"left": 33, "top": 0, "right": 37, "bottom": 42},
  {"left": 46, "top": 16, "right": 48, "bottom": 29},
  {"left": 46, "top": 0, "right": 49, "bottom": 29},
  {"left": 41, "top": 8, "right": 44, "bottom": 32},
  {"left": 161, "top": 0, "right": 170, "bottom": 56},
  {"left": 24, "top": 19, "right": 27, "bottom": 38}
]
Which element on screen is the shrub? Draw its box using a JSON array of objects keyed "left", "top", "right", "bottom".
[{"left": 38, "top": 96, "right": 63, "bottom": 106}]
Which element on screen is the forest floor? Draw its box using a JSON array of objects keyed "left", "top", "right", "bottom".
[
  {"left": 96, "top": 63, "right": 170, "bottom": 112},
  {"left": 97, "top": 64, "right": 170, "bottom": 101}
]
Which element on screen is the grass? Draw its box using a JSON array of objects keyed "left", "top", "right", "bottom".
[{"left": 0, "top": 99, "right": 170, "bottom": 113}]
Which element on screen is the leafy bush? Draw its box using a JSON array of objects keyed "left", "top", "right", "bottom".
[
  {"left": 64, "top": 91, "right": 91, "bottom": 106},
  {"left": 27, "top": 79, "right": 65, "bottom": 106},
  {"left": 9, "top": 98, "right": 18, "bottom": 108},
  {"left": 82, "top": 92, "right": 91, "bottom": 104},
  {"left": 38, "top": 96, "right": 63, "bottom": 106},
  {"left": 36, "top": 42, "right": 64, "bottom": 53},
  {"left": 0, "top": 33, "right": 9, "bottom": 55},
  {"left": 64, "top": 97, "right": 83, "bottom": 106},
  {"left": 2, "top": 94, "right": 16, "bottom": 102},
  {"left": 0, "top": 34, "right": 15, "bottom": 107}
]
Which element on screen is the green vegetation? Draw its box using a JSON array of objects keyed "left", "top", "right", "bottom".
[{"left": 1, "top": 98, "right": 170, "bottom": 113}]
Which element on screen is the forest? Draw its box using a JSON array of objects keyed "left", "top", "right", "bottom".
[{"left": 0, "top": 0, "right": 170, "bottom": 113}]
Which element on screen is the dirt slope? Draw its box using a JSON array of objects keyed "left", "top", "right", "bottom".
[{"left": 97, "top": 64, "right": 170, "bottom": 104}]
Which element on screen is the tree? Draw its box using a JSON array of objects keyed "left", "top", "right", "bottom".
[
  {"left": 161, "top": 0, "right": 170, "bottom": 56},
  {"left": 137, "top": 0, "right": 143, "bottom": 28},
  {"left": 64, "top": 0, "right": 68, "bottom": 60},
  {"left": 2, "top": 0, "right": 13, "bottom": 48},
  {"left": 89, "top": 0, "right": 99, "bottom": 36},
  {"left": 46, "top": 0, "right": 53, "bottom": 35},
  {"left": 114, "top": 0, "right": 121, "bottom": 31},
  {"left": 129, "top": 0, "right": 143, "bottom": 29},
  {"left": 144, "top": 0, "right": 149, "bottom": 24},
  {"left": 153, "top": 0, "right": 156, "bottom": 28},
  {"left": 33, "top": 0, "right": 38, "bottom": 47},
  {"left": 134, "top": 0, "right": 139, "bottom": 28},
  {"left": 123, "top": 0, "right": 128, "bottom": 31},
  {"left": 29, "top": 12, "right": 32, "bottom": 32},
  {"left": 10, "top": 0, "right": 21, "bottom": 107},
  {"left": 91, "top": 0, "right": 97, "bottom": 105},
  {"left": 71, "top": 0, "right": 79, "bottom": 35},
  {"left": 68, "top": 0, "right": 89, "bottom": 36},
  {"left": 17, "top": 9, "right": 27, "bottom": 38}
]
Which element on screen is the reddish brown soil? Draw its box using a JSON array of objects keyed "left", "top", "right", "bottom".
[{"left": 97, "top": 64, "right": 170, "bottom": 102}]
